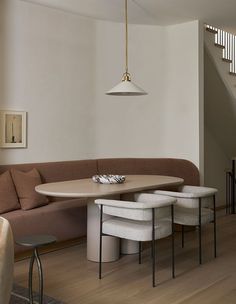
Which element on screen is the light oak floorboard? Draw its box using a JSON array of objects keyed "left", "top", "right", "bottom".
[{"left": 14, "top": 213, "right": 236, "bottom": 304}]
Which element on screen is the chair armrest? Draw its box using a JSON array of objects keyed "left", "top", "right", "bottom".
[
  {"left": 134, "top": 193, "right": 176, "bottom": 208},
  {"left": 95, "top": 195, "right": 176, "bottom": 210},
  {"left": 180, "top": 185, "right": 218, "bottom": 197},
  {"left": 150, "top": 190, "right": 192, "bottom": 198},
  {"left": 152, "top": 185, "right": 217, "bottom": 198}
]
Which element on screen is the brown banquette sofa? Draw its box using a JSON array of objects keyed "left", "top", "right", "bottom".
[{"left": 0, "top": 158, "right": 199, "bottom": 254}]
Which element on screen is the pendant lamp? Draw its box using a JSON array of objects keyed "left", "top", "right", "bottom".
[{"left": 106, "top": 0, "right": 147, "bottom": 96}]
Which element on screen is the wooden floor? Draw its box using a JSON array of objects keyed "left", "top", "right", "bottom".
[{"left": 14, "top": 213, "right": 236, "bottom": 304}]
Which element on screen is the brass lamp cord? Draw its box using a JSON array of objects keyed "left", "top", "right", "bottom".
[
  {"left": 125, "top": 0, "right": 128, "bottom": 74},
  {"left": 122, "top": 0, "right": 131, "bottom": 81}
]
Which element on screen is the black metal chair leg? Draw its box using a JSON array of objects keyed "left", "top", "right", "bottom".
[
  {"left": 34, "top": 248, "right": 43, "bottom": 304},
  {"left": 171, "top": 205, "right": 175, "bottom": 278},
  {"left": 99, "top": 205, "right": 103, "bottom": 279},
  {"left": 229, "top": 172, "right": 232, "bottom": 214},
  {"left": 139, "top": 241, "right": 142, "bottom": 264},
  {"left": 199, "top": 198, "right": 202, "bottom": 265},
  {"left": 28, "top": 252, "right": 35, "bottom": 304},
  {"left": 181, "top": 225, "right": 185, "bottom": 248},
  {"left": 226, "top": 172, "right": 229, "bottom": 214},
  {"left": 232, "top": 159, "right": 235, "bottom": 214},
  {"left": 152, "top": 208, "right": 156, "bottom": 287},
  {"left": 213, "top": 195, "right": 217, "bottom": 258}
]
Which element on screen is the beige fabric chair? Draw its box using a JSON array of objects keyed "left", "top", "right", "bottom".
[
  {"left": 151, "top": 185, "right": 217, "bottom": 264},
  {"left": 95, "top": 194, "right": 176, "bottom": 287},
  {"left": 0, "top": 217, "right": 14, "bottom": 304}
]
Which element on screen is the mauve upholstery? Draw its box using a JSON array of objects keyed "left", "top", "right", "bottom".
[
  {"left": 0, "top": 160, "right": 97, "bottom": 253},
  {"left": 0, "top": 160, "right": 98, "bottom": 183},
  {"left": 97, "top": 158, "right": 200, "bottom": 186},
  {"left": 11, "top": 168, "right": 48, "bottom": 210},
  {"left": 0, "top": 158, "right": 199, "bottom": 254},
  {"left": 3, "top": 199, "right": 87, "bottom": 253}
]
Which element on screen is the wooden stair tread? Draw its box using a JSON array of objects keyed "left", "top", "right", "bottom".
[
  {"left": 215, "top": 43, "right": 225, "bottom": 49},
  {"left": 229, "top": 71, "right": 236, "bottom": 76},
  {"left": 206, "top": 27, "right": 218, "bottom": 34},
  {"left": 222, "top": 58, "right": 232, "bottom": 63}
]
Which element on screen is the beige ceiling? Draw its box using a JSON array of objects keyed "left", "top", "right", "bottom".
[{"left": 20, "top": 0, "right": 236, "bottom": 32}]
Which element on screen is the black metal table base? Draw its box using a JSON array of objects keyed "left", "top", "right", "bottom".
[
  {"left": 29, "top": 247, "right": 43, "bottom": 304},
  {"left": 16, "top": 235, "right": 57, "bottom": 304}
]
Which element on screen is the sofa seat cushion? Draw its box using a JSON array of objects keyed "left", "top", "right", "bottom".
[
  {"left": 11, "top": 168, "right": 48, "bottom": 210},
  {"left": 2, "top": 198, "right": 87, "bottom": 253},
  {"left": 0, "top": 171, "right": 20, "bottom": 214}
]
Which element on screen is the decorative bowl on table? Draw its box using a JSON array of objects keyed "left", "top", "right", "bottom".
[{"left": 92, "top": 175, "right": 126, "bottom": 184}]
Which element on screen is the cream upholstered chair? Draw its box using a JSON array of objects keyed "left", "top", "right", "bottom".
[
  {"left": 0, "top": 217, "right": 14, "bottom": 304},
  {"left": 151, "top": 185, "right": 217, "bottom": 264},
  {"left": 95, "top": 194, "right": 176, "bottom": 287}
]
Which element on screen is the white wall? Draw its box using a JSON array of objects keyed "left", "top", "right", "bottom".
[
  {"left": 0, "top": 1, "right": 203, "bottom": 174},
  {"left": 204, "top": 127, "right": 229, "bottom": 205},
  {"left": 94, "top": 20, "right": 203, "bottom": 169},
  {"left": 0, "top": 0, "right": 95, "bottom": 164}
]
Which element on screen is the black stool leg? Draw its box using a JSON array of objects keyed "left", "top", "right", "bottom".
[
  {"left": 34, "top": 248, "right": 43, "bottom": 304},
  {"left": 28, "top": 248, "right": 43, "bottom": 304},
  {"left": 213, "top": 195, "right": 217, "bottom": 258},
  {"left": 28, "top": 252, "right": 35, "bottom": 304},
  {"left": 199, "top": 198, "right": 202, "bottom": 265}
]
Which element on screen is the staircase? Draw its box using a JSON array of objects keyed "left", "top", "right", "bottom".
[
  {"left": 204, "top": 24, "right": 236, "bottom": 206},
  {"left": 205, "top": 25, "right": 236, "bottom": 99}
]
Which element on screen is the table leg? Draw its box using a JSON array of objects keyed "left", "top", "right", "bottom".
[
  {"left": 121, "top": 239, "right": 139, "bottom": 254},
  {"left": 87, "top": 198, "right": 120, "bottom": 262},
  {"left": 28, "top": 248, "right": 43, "bottom": 304}
]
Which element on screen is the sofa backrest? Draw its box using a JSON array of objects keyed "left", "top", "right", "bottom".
[
  {"left": 0, "top": 160, "right": 98, "bottom": 183},
  {"left": 0, "top": 158, "right": 199, "bottom": 186},
  {"left": 97, "top": 158, "right": 200, "bottom": 186}
]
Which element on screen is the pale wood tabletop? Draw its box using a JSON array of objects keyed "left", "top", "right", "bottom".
[{"left": 35, "top": 175, "right": 184, "bottom": 198}]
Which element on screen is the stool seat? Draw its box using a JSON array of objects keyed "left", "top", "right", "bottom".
[{"left": 16, "top": 235, "right": 57, "bottom": 248}]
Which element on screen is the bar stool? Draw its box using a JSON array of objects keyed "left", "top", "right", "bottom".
[{"left": 16, "top": 235, "right": 57, "bottom": 304}]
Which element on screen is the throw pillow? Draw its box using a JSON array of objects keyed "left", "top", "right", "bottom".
[
  {"left": 11, "top": 168, "right": 48, "bottom": 210},
  {"left": 0, "top": 171, "right": 20, "bottom": 214}
]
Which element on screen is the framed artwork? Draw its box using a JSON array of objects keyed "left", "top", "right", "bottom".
[{"left": 0, "top": 110, "right": 27, "bottom": 148}]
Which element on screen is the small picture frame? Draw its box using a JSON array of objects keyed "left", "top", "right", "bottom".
[{"left": 0, "top": 110, "right": 27, "bottom": 148}]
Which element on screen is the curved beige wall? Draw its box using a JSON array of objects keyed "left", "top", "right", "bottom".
[{"left": 0, "top": 0, "right": 204, "bottom": 175}]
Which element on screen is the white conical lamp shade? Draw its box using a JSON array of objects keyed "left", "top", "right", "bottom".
[{"left": 106, "top": 79, "right": 147, "bottom": 96}]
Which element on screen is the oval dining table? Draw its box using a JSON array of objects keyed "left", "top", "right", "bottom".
[{"left": 36, "top": 175, "right": 184, "bottom": 262}]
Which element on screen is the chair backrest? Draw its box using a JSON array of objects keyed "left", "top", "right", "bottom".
[
  {"left": 103, "top": 204, "right": 153, "bottom": 221},
  {"left": 0, "top": 217, "right": 14, "bottom": 304},
  {"left": 96, "top": 195, "right": 176, "bottom": 221}
]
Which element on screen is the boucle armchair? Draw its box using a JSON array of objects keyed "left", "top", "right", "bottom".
[
  {"left": 151, "top": 185, "right": 217, "bottom": 264},
  {"left": 95, "top": 194, "right": 176, "bottom": 287}
]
